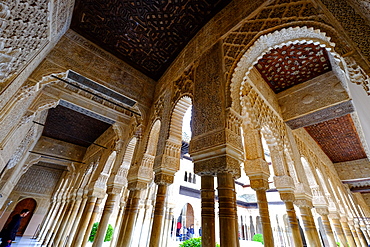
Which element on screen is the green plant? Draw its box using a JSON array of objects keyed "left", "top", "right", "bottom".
[
  {"left": 179, "top": 237, "right": 220, "bottom": 247},
  {"left": 179, "top": 237, "right": 201, "bottom": 247},
  {"left": 89, "top": 222, "right": 114, "bottom": 242},
  {"left": 336, "top": 242, "right": 340, "bottom": 247},
  {"left": 252, "top": 233, "right": 264, "bottom": 244},
  {"left": 104, "top": 224, "right": 114, "bottom": 242}
]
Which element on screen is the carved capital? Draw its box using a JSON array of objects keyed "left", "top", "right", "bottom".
[
  {"left": 295, "top": 198, "right": 313, "bottom": 209},
  {"left": 315, "top": 207, "right": 329, "bottom": 216},
  {"left": 193, "top": 155, "right": 241, "bottom": 178},
  {"left": 244, "top": 158, "right": 270, "bottom": 177},
  {"left": 154, "top": 173, "right": 174, "bottom": 185},
  {"left": 274, "top": 175, "right": 295, "bottom": 191},
  {"left": 107, "top": 184, "right": 123, "bottom": 195},
  {"left": 279, "top": 191, "right": 295, "bottom": 202},
  {"left": 127, "top": 180, "right": 148, "bottom": 191},
  {"left": 250, "top": 178, "right": 269, "bottom": 191}
]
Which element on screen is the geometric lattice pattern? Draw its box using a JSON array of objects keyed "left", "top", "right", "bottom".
[
  {"left": 71, "top": 0, "right": 231, "bottom": 80},
  {"left": 43, "top": 105, "right": 111, "bottom": 147},
  {"left": 305, "top": 114, "right": 367, "bottom": 163},
  {"left": 255, "top": 43, "right": 332, "bottom": 93}
]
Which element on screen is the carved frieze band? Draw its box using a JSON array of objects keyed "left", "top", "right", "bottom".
[{"left": 286, "top": 100, "right": 354, "bottom": 129}]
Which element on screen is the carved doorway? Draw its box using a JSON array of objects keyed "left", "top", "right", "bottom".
[{"left": 4, "top": 198, "right": 36, "bottom": 236}]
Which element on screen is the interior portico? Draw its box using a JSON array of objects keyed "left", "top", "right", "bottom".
[{"left": 2, "top": 0, "right": 370, "bottom": 246}]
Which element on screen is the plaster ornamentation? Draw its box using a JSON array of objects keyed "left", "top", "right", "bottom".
[
  {"left": 193, "top": 155, "right": 241, "bottom": 178},
  {"left": 351, "top": 111, "right": 370, "bottom": 159},
  {"left": 244, "top": 158, "right": 270, "bottom": 178},
  {"left": 316, "top": 207, "right": 330, "bottom": 216},
  {"left": 279, "top": 191, "right": 296, "bottom": 202},
  {"left": 249, "top": 178, "right": 269, "bottom": 191},
  {"left": 154, "top": 173, "right": 174, "bottom": 186},
  {"left": 190, "top": 129, "right": 226, "bottom": 154},
  {"left": 230, "top": 25, "right": 336, "bottom": 109},
  {"left": 6, "top": 125, "right": 36, "bottom": 169},
  {"left": 106, "top": 185, "right": 123, "bottom": 195},
  {"left": 295, "top": 198, "right": 314, "bottom": 208},
  {"left": 344, "top": 56, "right": 370, "bottom": 94},
  {"left": 0, "top": 0, "right": 49, "bottom": 90},
  {"left": 151, "top": 95, "right": 164, "bottom": 124},
  {"left": 273, "top": 175, "right": 295, "bottom": 191},
  {"left": 127, "top": 180, "right": 148, "bottom": 191},
  {"left": 318, "top": 0, "right": 370, "bottom": 65},
  {"left": 172, "top": 67, "right": 194, "bottom": 103}
]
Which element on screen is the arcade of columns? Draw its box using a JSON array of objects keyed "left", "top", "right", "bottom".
[{"left": 1, "top": 0, "right": 370, "bottom": 246}]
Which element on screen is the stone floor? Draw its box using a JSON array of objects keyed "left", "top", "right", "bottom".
[{"left": 3, "top": 237, "right": 42, "bottom": 247}]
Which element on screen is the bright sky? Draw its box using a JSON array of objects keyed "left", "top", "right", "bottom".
[{"left": 182, "top": 107, "right": 192, "bottom": 139}]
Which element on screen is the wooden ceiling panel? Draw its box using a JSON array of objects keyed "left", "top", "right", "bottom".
[
  {"left": 71, "top": 0, "right": 231, "bottom": 80},
  {"left": 43, "top": 105, "right": 111, "bottom": 147},
  {"left": 304, "top": 114, "right": 367, "bottom": 163},
  {"left": 255, "top": 43, "right": 332, "bottom": 93}
]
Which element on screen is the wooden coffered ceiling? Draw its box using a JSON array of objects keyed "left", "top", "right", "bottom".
[
  {"left": 304, "top": 115, "right": 367, "bottom": 163},
  {"left": 71, "top": 0, "right": 232, "bottom": 80},
  {"left": 43, "top": 105, "right": 111, "bottom": 148},
  {"left": 255, "top": 43, "right": 332, "bottom": 93},
  {"left": 255, "top": 43, "right": 367, "bottom": 166}
]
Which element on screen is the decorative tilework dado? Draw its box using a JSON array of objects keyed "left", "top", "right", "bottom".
[{"left": 304, "top": 114, "right": 367, "bottom": 163}]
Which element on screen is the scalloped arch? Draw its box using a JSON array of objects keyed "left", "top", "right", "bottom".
[{"left": 231, "top": 26, "right": 337, "bottom": 110}]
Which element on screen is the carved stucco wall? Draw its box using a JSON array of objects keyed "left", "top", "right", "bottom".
[{"left": 335, "top": 158, "right": 370, "bottom": 181}]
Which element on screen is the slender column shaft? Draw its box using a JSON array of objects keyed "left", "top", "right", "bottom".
[
  {"left": 117, "top": 189, "right": 142, "bottom": 246},
  {"left": 298, "top": 206, "right": 322, "bottom": 247},
  {"left": 217, "top": 173, "right": 238, "bottom": 247},
  {"left": 149, "top": 184, "right": 168, "bottom": 247},
  {"left": 350, "top": 223, "right": 362, "bottom": 247},
  {"left": 37, "top": 201, "right": 56, "bottom": 241},
  {"left": 201, "top": 175, "right": 216, "bottom": 247},
  {"left": 341, "top": 220, "right": 356, "bottom": 247},
  {"left": 255, "top": 188, "right": 274, "bottom": 247},
  {"left": 320, "top": 214, "right": 337, "bottom": 247},
  {"left": 66, "top": 196, "right": 87, "bottom": 247},
  {"left": 355, "top": 223, "right": 368, "bottom": 247},
  {"left": 72, "top": 196, "right": 97, "bottom": 247},
  {"left": 49, "top": 200, "right": 73, "bottom": 245},
  {"left": 109, "top": 201, "right": 125, "bottom": 247},
  {"left": 361, "top": 226, "right": 370, "bottom": 244},
  {"left": 81, "top": 197, "right": 102, "bottom": 247},
  {"left": 284, "top": 200, "right": 303, "bottom": 247},
  {"left": 331, "top": 217, "right": 347, "bottom": 246},
  {"left": 58, "top": 197, "right": 83, "bottom": 246},
  {"left": 92, "top": 192, "right": 120, "bottom": 247},
  {"left": 43, "top": 200, "right": 67, "bottom": 245}
]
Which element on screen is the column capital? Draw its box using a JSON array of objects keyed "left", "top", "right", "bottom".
[
  {"left": 250, "top": 178, "right": 269, "bottom": 191},
  {"left": 295, "top": 198, "right": 313, "bottom": 209},
  {"left": 154, "top": 172, "right": 174, "bottom": 185},
  {"left": 193, "top": 154, "right": 241, "bottom": 178},
  {"left": 279, "top": 191, "right": 295, "bottom": 202},
  {"left": 274, "top": 175, "right": 295, "bottom": 191},
  {"left": 316, "top": 207, "right": 330, "bottom": 216},
  {"left": 127, "top": 180, "right": 148, "bottom": 191},
  {"left": 244, "top": 158, "right": 270, "bottom": 178},
  {"left": 106, "top": 184, "right": 123, "bottom": 195}
]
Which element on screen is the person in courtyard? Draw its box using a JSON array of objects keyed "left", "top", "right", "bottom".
[{"left": 0, "top": 209, "right": 30, "bottom": 247}]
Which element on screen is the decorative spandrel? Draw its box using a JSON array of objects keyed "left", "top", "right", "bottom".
[
  {"left": 71, "top": 0, "right": 231, "bottom": 80},
  {"left": 255, "top": 43, "right": 332, "bottom": 93}
]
